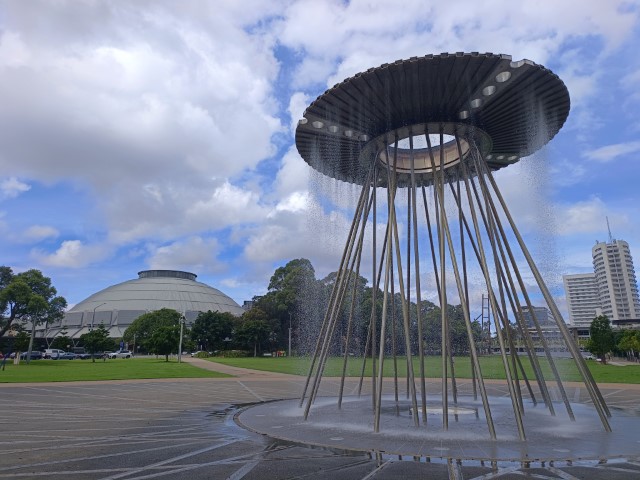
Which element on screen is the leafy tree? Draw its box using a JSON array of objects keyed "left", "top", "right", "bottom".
[
  {"left": 0, "top": 268, "right": 67, "bottom": 343},
  {"left": 617, "top": 329, "right": 640, "bottom": 360},
  {"left": 148, "top": 325, "right": 180, "bottom": 361},
  {"left": 51, "top": 326, "right": 71, "bottom": 350},
  {"left": 123, "top": 308, "right": 181, "bottom": 354},
  {"left": 14, "top": 331, "right": 30, "bottom": 352},
  {"left": 190, "top": 310, "right": 235, "bottom": 352},
  {"left": 586, "top": 315, "right": 615, "bottom": 364},
  {"left": 257, "top": 258, "right": 319, "bottom": 352},
  {"left": 80, "top": 324, "right": 114, "bottom": 362},
  {"left": 235, "top": 314, "right": 272, "bottom": 357}
]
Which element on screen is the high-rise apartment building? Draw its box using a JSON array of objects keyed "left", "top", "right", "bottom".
[
  {"left": 563, "top": 273, "right": 601, "bottom": 328},
  {"left": 592, "top": 239, "right": 640, "bottom": 320},
  {"left": 563, "top": 239, "right": 640, "bottom": 328}
]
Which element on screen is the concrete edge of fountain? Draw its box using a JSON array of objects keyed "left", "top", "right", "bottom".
[{"left": 235, "top": 396, "right": 640, "bottom": 464}]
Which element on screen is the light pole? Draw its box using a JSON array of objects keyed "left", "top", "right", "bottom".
[
  {"left": 288, "top": 312, "right": 292, "bottom": 358},
  {"left": 178, "top": 315, "right": 185, "bottom": 363},
  {"left": 91, "top": 303, "right": 107, "bottom": 331}
]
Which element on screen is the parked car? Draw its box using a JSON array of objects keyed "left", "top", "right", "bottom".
[
  {"left": 44, "top": 349, "right": 65, "bottom": 359},
  {"left": 75, "top": 353, "right": 92, "bottom": 360},
  {"left": 20, "top": 351, "right": 43, "bottom": 360},
  {"left": 57, "top": 352, "right": 77, "bottom": 360},
  {"left": 108, "top": 350, "right": 132, "bottom": 359}
]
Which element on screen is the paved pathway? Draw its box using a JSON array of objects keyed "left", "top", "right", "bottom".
[{"left": 1, "top": 361, "right": 639, "bottom": 479}]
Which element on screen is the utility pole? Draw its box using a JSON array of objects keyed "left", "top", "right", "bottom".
[
  {"left": 288, "top": 312, "right": 292, "bottom": 357},
  {"left": 178, "top": 315, "right": 185, "bottom": 363}
]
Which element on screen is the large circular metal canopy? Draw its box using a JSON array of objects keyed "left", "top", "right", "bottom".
[{"left": 295, "top": 52, "right": 570, "bottom": 186}]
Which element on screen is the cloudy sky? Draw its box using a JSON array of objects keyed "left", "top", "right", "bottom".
[{"left": 1, "top": 0, "right": 639, "bottom": 318}]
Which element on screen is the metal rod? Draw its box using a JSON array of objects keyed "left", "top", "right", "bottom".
[
  {"left": 303, "top": 167, "right": 373, "bottom": 417},
  {"left": 338, "top": 193, "right": 370, "bottom": 408},
  {"left": 310, "top": 184, "right": 373, "bottom": 408},
  {"left": 457, "top": 138, "right": 526, "bottom": 441},
  {"left": 472, "top": 154, "right": 574, "bottom": 417},
  {"left": 483, "top": 163, "right": 612, "bottom": 431},
  {"left": 389, "top": 136, "right": 420, "bottom": 426},
  {"left": 426, "top": 128, "right": 448, "bottom": 428},
  {"left": 410, "top": 132, "right": 428, "bottom": 423},
  {"left": 426, "top": 134, "right": 496, "bottom": 439}
]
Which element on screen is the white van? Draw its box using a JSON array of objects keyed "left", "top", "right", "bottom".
[{"left": 43, "top": 349, "right": 65, "bottom": 359}]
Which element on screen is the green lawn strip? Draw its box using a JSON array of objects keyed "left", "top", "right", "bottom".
[
  {"left": 0, "top": 357, "right": 231, "bottom": 383},
  {"left": 207, "top": 356, "right": 640, "bottom": 384}
]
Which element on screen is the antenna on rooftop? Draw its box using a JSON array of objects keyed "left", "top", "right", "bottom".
[{"left": 606, "top": 216, "right": 613, "bottom": 243}]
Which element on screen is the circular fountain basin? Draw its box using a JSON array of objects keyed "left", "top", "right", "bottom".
[{"left": 237, "top": 395, "right": 640, "bottom": 462}]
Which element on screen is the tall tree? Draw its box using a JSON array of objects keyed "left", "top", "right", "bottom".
[
  {"left": 587, "top": 315, "right": 615, "bottom": 364},
  {"left": 123, "top": 308, "right": 182, "bottom": 354},
  {"left": 148, "top": 325, "right": 180, "bottom": 361},
  {"left": 0, "top": 267, "right": 67, "bottom": 341},
  {"left": 80, "top": 324, "right": 114, "bottom": 362},
  {"left": 235, "top": 312, "right": 272, "bottom": 357},
  {"left": 617, "top": 329, "right": 640, "bottom": 360},
  {"left": 190, "top": 310, "right": 236, "bottom": 352},
  {"left": 257, "top": 258, "right": 319, "bottom": 352}
]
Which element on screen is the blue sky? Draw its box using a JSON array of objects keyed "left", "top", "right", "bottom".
[{"left": 1, "top": 0, "right": 639, "bottom": 318}]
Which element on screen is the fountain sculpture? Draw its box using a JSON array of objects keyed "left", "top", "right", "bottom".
[
  {"left": 238, "top": 54, "right": 640, "bottom": 465},
  {"left": 294, "top": 52, "right": 610, "bottom": 439}
]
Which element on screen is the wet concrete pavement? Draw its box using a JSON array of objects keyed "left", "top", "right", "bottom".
[{"left": 1, "top": 358, "right": 639, "bottom": 479}]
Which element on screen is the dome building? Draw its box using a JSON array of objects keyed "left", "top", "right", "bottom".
[{"left": 48, "top": 270, "right": 244, "bottom": 339}]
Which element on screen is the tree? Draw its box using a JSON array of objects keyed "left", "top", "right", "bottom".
[
  {"left": 586, "top": 315, "right": 615, "bottom": 364},
  {"left": 235, "top": 313, "right": 272, "bottom": 357},
  {"left": 123, "top": 308, "right": 181, "bottom": 354},
  {"left": 0, "top": 267, "right": 67, "bottom": 342},
  {"left": 148, "top": 325, "right": 180, "bottom": 361},
  {"left": 617, "top": 329, "right": 640, "bottom": 361},
  {"left": 257, "top": 258, "right": 319, "bottom": 352},
  {"left": 190, "top": 310, "right": 235, "bottom": 352},
  {"left": 51, "top": 326, "right": 71, "bottom": 350},
  {"left": 80, "top": 324, "right": 113, "bottom": 362},
  {"left": 14, "top": 331, "right": 30, "bottom": 352}
]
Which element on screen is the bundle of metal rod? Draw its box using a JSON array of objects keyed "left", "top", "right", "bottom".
[{"left": 298, "top": 125, "right": 611, "bottom": 439}]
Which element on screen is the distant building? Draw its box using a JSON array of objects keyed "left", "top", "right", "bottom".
[
  {"left": 520, "top": 306, "right": 552, "bottom": 328},
  {"left": 243, "top": 300, "right": 254, "bottom": 311},
  {"left": 563, "top": 237, "right": 640, "bottom": 339},
  {"left": 592, "top": 239, "right": 640, "bottom": 321},
  {"left": 563, "top": 273, "right": 601, "bottom": 328},
  {"left": 43, "top": 270, "right": 244, "bottom": 340}
]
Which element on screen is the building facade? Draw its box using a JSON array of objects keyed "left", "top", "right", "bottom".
[
  {"left": 43, "top": 270, "right": 244, "bottom": 340},
  {"left": 563, "top": 273, "right": 601, "bottom": 329},
  {"left": 563, "top": 239, "right": 640, "bottom": 336},
  {"left": 592, "top": 239, "right": 640, "bottom": 321}
]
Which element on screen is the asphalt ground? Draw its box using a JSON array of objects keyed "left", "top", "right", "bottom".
[{"left": 0, "top": 357, "right": 639, "bottom": 479}]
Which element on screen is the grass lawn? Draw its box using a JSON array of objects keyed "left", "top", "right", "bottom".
[
  {"left": 207, "top": 355, "right": 640, "bottom": 384},
  {"left": 0, "top": 357, "right": 231, "bottom": 383}
]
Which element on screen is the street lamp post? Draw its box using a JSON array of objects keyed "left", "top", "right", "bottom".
[
  {"left": 288, "top": 312, "right": 292, "bottom": 358},
  {"left": 178, "top": 316, "right": 185, "bottom": 363},
  {"left": 91, "top": 303, "right": 107, "bottom": 331}
]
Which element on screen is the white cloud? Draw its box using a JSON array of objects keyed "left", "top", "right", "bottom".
[
  {"left": 32, "top": 240, "right": 109, "bottom": 268},
  {"left": 273, "top": 147, "right": 311, "bottom": 200},
  {"left": 0, "top": 2, "right": 283, "bottom": 244},
  {"left": 273, "top": 191, "right": 310, "bottom": 214},
  {"left": 147, "top": 236, "right": 223, "bottom": 273},
  {"left": 584, "top": 141, "right": 640, "bottom": 162},
  {"left": 0, "top": 177, "right": 30, "bottom": 199},
  {"left": 23, "top": 225, "right": 59, "bottom": 241},
  {"left": 555, "top": 197, "right": 629, "bottom": 235}
]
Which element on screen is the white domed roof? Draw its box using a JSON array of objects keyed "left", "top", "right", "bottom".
[{"left": 54, "top": 270, "right": 243, "bottom": 338}]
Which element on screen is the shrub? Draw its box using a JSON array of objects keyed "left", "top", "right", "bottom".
[
  {"left": 218, "top": 350, "right": 249, "bottom": 358},
  {"left": 194, "top": 351, "right": 210, "bottom": 358}
]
